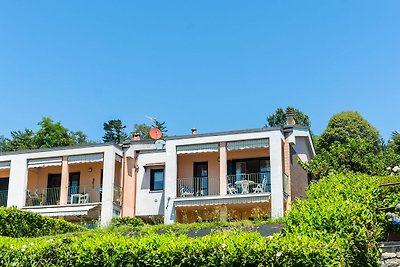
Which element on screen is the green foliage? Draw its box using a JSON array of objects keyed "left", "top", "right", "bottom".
[
  {"left": 0, "top": 118, "right": 90, "bottom": 152},
  {"left": 0, "top": 173, "right": 395, "bottom": 266},
  {"left": 283, "top": 173, "right": 388, "bottom": 266},
  {"left": 388, "top": 131, "right": 400, "bottom": 154},
  {"left": 317, "top": 111, "right": 381, "bottom": 152},
  {"left": 70, "top": 130, "right": 89, "bottom": 144},
  {"left": 132, "top": 123, "right": 151, "bottom": 140},
  {"left": 34, "top": 117, "right": 76, "bottom": 148},
  {"left": 103, "top": 119, "right": 128, "bottom": 144},
  {"left": 0, "top": 207, "right": 84, "bottom": 238},
  {"left": 265, "top": 106, "right": 311, "bottom": 128},
  {"left": 111, "top": 217, "right": 144, "bottom": 227},
  {"left": 8, "top": 129, "right": 37, "bottom": 151},
  {"left": 301, "top": 138, "right": 400, "bottom": 179},
  {"left": 132, "top": 119, "right": 168, "bottom": 140}
]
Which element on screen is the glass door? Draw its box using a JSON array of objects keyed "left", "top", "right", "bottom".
[
  {"left": 68, "top": 172, "right": 80, "bottom": 203},
  {"left": 260, "top": 159, "right": 271, "bottom": 192},
  {"left": 193, "top": 162, "right": 208, "bottom": 196},
  {"left": 47, "top": 174, "right": 61, "bottom": 205}
]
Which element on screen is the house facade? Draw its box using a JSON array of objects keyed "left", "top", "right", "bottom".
[{"left": 0, "top": 123, "right": 314, "bottom": 226}]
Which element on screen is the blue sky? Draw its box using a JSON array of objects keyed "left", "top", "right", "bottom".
[{"left": 0, "top": 1, "right": 399, "bottom": 141}]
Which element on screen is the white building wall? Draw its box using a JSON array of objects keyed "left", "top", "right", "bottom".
[{"left": 135, "top": 151, "right": 166, "bottom": 217}]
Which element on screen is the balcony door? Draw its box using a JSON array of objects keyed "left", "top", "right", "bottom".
[
  {"left": 0, "top": 178, "right": 9, "bottom": 206},
  {"left": 193, "top": 162, "right": 208, "bottom": 196},
  {"left": 68, "top": 172, "right": 81, "bottom": 203},
  {"left": 47, "top": 174, "right": 61, "bottom": 205}
]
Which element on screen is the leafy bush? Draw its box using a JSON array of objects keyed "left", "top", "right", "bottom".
[
  {"left": 111, "top": 216, "right": 145, "bottom": 227},
  {"left": 0, "top": 173, "right": 398, "bottom": 266},
  {"left": 0, "top": 207, "right": 84, "bottom": 238}
]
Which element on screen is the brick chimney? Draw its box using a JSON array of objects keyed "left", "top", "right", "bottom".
[
  {"left": 133, "top": 132, "right": 140, "bottom": 141},
  {"left": 191, "top": 128, "right": 197, "bottom": 135},
  {"left": 286, "top": 110, "right": 296, "bottom": 126}
]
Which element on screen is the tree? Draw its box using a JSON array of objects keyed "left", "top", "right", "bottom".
[
  {"left": 265, "top": 107, "right": 311, "bottom": 128},
  {"left": 34, "top": 117, "right": 75, "bottom": 148},
  {"left": 388, "top": 131, "right": 400, "bottom": 154},
  {"left": 132, "top": 123, "right": 151, "bottom": 140},
  {"left": 300, "top": 138, "right": 399, "bottom": 179},
  {"left": 70, "top": 131, "right": 89, "bottom": 144},
  {"left": 8, "top": 129, "right": 37, "bottom": 151},
  {"left": 317, "top": 111, "right": 381, "bottom": 153},
  {"left": 0, "top": 135, "right": 11, "bottom": 152},
  {"left": 103, "top": 119, "right": 128, "bottom": 144}
]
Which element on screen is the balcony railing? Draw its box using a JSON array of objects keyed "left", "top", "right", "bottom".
[
  {"left": 26, "top": 185, "right": 102, "bottom": 206},
  {"left": 0, "top": 190, "right": 8, "bottom": 206},
  {"left": 227, "top": 173, "right": 271, "bottom": 195},
  {"left": 67, "top": 184, "right": 102, "bottom": 204},
  {"left": 26, "top": 187, "right": 61, "bottom": 206},
  {"left": 177, "top": 177, "right": 220, "bottom": 198}
]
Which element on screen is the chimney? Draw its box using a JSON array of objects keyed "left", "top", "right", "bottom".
[
  {"left": 191, "top": 128, "right": 197, "bottom": 135},
  {"left": 133, "top": 132, "right": 140, "bottom": 141},
  {"left": 286, "top": 110, "right": 296, "bottom": 126}
]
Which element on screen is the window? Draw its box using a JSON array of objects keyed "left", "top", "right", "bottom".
[{"left": 150, "top": 169, "right": 164, "bottom": 191}]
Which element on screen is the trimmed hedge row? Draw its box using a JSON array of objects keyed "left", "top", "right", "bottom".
[
  {"left": 0, "top": 173, "right": 397, "bottom": 266},
  {"left": 0, "top": 231, "right": 348, "bottom": 266},
  {"left": 0, "top": 207, "right": 84, "bottom": 238}
]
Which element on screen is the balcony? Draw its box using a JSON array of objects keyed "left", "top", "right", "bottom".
[
  {"left": 227, "top": 173, "right": 271, "bottom": 195},
  {"left": 177, "top": 177, "right": 220, "bottom": 198},
  {"left": 26, "top": 184, "right": 102, "bottom": 207},
  {"left": 176, "top": 173, "right": 271, "bottom": 199}
]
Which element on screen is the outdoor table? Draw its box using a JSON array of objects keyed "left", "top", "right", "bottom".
[{"left": 235, "top": 180, "right": 255, "bottom": 194}]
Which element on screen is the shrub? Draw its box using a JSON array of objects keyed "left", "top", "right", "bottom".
[
  {"left": 0, "top": 173, "right": 398, "bottom": 266},
  {"left": 0, "top": 207, "right": 84, "bottom": 238},
  {"left": 111, "top": 216, "right": 145, "bottom": 227}
]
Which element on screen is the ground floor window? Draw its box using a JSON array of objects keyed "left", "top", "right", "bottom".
[{"left": 150, "top": 169, "right": 164, "bottom": 191}]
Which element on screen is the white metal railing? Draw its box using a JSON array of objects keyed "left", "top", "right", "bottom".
[
  {"left": 177, "top": 177, "right": 220, "bottom": 198},
  {"left": 26, "top": 184, "right": 102, "bottom": 206},
  {"left": 226, "top": 173, "right": 271, "bottom": 195},
  {"left": 67, "top": 184, "right": 102, "bottom": 204}
]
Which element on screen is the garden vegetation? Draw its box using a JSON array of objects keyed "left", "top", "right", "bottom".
[{"left": 0, "top": 172, "right": 397, "bottom": 266}]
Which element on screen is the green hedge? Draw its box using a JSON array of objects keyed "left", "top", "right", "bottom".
[
  {"left": 111, "top": 216, "right": 145, "bottom": 227},
  {"left": 0, "top": 173, "right": 397, "bottom": 266},
  {"left": 0, "top": 207, "right": 84, "bottom": 238}
]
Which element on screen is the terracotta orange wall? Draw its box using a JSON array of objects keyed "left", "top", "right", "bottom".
[
  {"left": 27, "top": 162, "right": 104, "bottom": 190},
  {"left": 122, "top": 157, "right": 135, "bottom": 216},
  {"left": 27, "top": 166, "right": 62, "bottom": 190},
  {"left": 0, "top": 169, "right": 10, "bottom": 178},
  {"left": 177, "top": 153, "right": 220, "bottom": 178},
  {"left": 227, "top": 148, "right": 270, "bottom": 160},
  {"left": 69, "top": 162, "right": 103, "bottom": 187}
]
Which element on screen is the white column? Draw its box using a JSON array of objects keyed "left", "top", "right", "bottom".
[
  {"left": 100, "top": 149, "right": 115, "bottom": 227},
  {"left": 219, "top": 142, "right": 227, "bottom": 196},
  {"left": 7, "top": 156, "right": 28, "bottom": 208},
  {"left": 164, "top": 144, "right": 177, "bottom": 224},
  {"left": 270, "top": 134, "right": 284, "bottom": 219}
]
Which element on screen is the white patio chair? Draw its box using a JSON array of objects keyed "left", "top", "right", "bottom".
[
  {"left": 253, "top": 177, "right": 268, "bottom": 193},
  {"left": 78, "top": 193, "right": 89, "bottom": 204},
  {"left": 179, "top": 185, "right": 194, "bottom": 197},
  {"left": 227, "top": 183, "right": 237, "bottom": 194}
]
